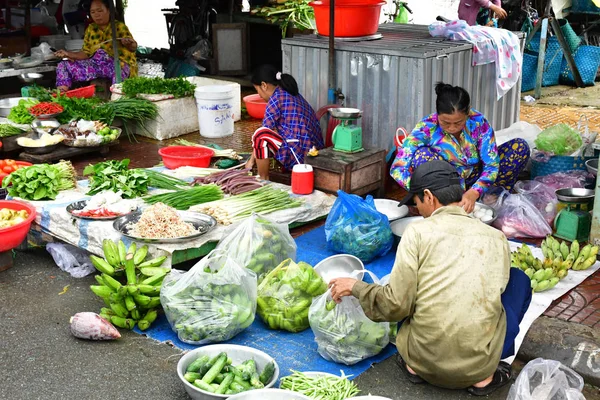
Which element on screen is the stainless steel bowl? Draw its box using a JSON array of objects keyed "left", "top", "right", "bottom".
[
  {"left": 177, "top": 344, "right": 280, "bottom": 400},
  {"left": 373, "top": 198, "right": 408, "bottom": 222},
  {"left": 32, "top": 119, "right": 60, "bottom": 135},
  {"left": 586, "top": 159, "right": 598, "bottom": 176},
  {"left": 19, "top": 73, "right": 43, "bottom": 83},
  {"left": 555, "top": 188, "right": 595, "bottom": 204},
  {"left": 229, "top": 389, "right": 311, "bottom": 400},
  {"left": 0, "top": 97, "right": 35, "bottom": 117},
  {"left": 329, "top": 107, "right": 362, "bottom": 119},
  {"left": 113, "top": 210, "right": 217, "bottom": 243},
  {"left": 17, "top": 133, "right": 63, "bottom": 155},
  {"left": 470, "top": 202, "right": 497, "bottom": 225},
  {"left": 314, "top": 254, "right": 365, "bottom": 283},
  {"left": 390, "top": 216, "right": 424, "bottom": 239}
]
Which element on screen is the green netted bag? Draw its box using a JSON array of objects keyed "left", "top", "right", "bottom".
[{"left": 534, "top": 124, "right": 583, "bottom": 156}]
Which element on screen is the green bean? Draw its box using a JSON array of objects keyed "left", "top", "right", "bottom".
[{"left": 279, "top": 370, "right": 360, "bottom": 400}]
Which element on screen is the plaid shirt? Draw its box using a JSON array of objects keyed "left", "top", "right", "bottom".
[{"left": 263, "top": 87, "right": 324, "bottom": 170}]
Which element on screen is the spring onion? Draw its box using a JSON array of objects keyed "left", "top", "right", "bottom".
[
  {"left": 176, "top": 139, "right": 241, "bottom": 160},
  {"left": 190, "top": 185, "right": 303, "bottom": 225},
  {"left": 138, "top": 169, "right": 190, "bottom": 190},
  {"left": 0, "top": 124, "right": 26, "bottom": 137},
  {"left": 143, "top": 184, "right": 223, "bottom": 210},
  {"left": 279, "top": 370, "right": 360, "bottom": 400}
]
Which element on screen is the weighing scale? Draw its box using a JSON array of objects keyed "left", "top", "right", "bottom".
[
  {"left": 554, "top": 188, "right": 595, "bottom": 242},
  {"left": 328, "top": 108, "right": 364, "bottom": 153}
]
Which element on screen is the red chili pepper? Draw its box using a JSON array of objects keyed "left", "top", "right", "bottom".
[{"left": 29, "top": 102, "right": 63, "bottom": 116}]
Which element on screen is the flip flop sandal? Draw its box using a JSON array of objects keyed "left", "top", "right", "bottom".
[
  {"left": 467, "top": 362, "right": 513, "bottom": 396},
  {"left": 395, "top": 354, "right": 426, "bottom": 384}
]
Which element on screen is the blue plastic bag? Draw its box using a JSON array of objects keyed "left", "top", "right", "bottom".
[{"left": 324, "top": 191, "right": 394, "bottom": 263}]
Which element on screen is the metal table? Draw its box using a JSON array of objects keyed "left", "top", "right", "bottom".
[{"left": 0, "top": 65, "right": 56, "bottom": 79}]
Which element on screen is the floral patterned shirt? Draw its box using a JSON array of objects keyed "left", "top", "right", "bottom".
[
  {"left": 82, "top": 21, "right": 137, "bottom": 76},
  {"left": 390, "top": 110, "right": 499, "bottom": 196}
]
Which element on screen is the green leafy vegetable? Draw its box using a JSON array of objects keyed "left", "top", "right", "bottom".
[
  {"left": 0, "top": 124, "right": 27, "bottom": 137},
  {"left": 7, "top": 99, "right": 39, "bottom": 124},
  {"left": 83, "top": 159, "right": 149, "bottom": 199},
  {"left": 122, "top": 77, "right": 196, "bottom": 98},
  {"left": 136, "top": 169, "right": 189, "bottom": 191},
  {"left": 3, "top": 161, "right": 76, "bottom": 200}
]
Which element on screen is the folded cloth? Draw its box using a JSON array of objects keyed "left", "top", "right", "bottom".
[{"left": 429, "top": 20, "right": 522, "bottom": 100}]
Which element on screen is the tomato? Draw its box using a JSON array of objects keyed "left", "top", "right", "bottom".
[
  {"left": 0, "top": 161, "right": 6, "bottom": 169},
  {"left": 2, "top": 166, "right": 13, "bottom": 174}
]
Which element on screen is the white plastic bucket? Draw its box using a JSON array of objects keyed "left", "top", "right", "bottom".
[{"left": 194, "top": 85, "right": 235, "bottom": 138}]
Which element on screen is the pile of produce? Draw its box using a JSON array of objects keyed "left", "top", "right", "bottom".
[
  {"left": 183, "top": 352, "right": 275, "bottom": 394},
  {"left": 121, "top": 76, "right": 196, "bottom": 98},
  {"left": 90, "top": 239, "right": 168, "bottom": 330},
  {"left": 138, "top": 169, "right": 190, "bottom": 191},
  {"left": 0, "top": 208, "right": 29, "bottom": 228},
  {"left": 0, "top": 159, "right": 29, "bottom": 181},
  {"left": 257, "top": 259, "right": 327, "bottom": 332},
  {"left": 471, "top": 203, "right": 495, "bottom": 223},
  {"left": 309, "top": 293, "right": 389, "bottom": 365},
  {"left": 193, "top": 169, "right": 264, "bottom": 195},
  {"left": 143, "top": 184, "right": 224, "bottom": 210},
  {"left": 58, "top": 120, "right": 120, "bottom": 146},
  {"left": 0, "top": 124, "right": 27, "bottom": 137},
  {"left": 17, "top": 132, "right": 64, "bottom": 147},
  {"left": 191, "top": 185, "right": 303, "bottom": 225},
  {"left": 28, "top": 102, "right": 63, "bottom": 117},
  {"left": 72, "top": 191, "right": 137, "bottom": 218},
  {"left": 280, "top": 371, "right": 360, "bottom": 400},
  {"left": 128, "top": 202, "right": 198, "bottom": 239},
  {"left": 70, "top": 312, "right": 121, "bottom": 340},
  {"left": 511, "top": 238, "right": 598, "bottom": 292},
  {"left": 7, "top": 98, "right": 38, "bottom": 124},
  {"left": 3, "top": 160, "right": 76, "bottom": 200},
  {"left": 214, "top": 213, "right": 297, "bottom": 282},
  {"left": 161, "top": 251, "right": 257, "bottom": 344},
  {"left": 84, "top": 159, "right": 149, "bottom": 199},
  {"left": 251, "top": 0, "right": 315, "bottom": 37}
]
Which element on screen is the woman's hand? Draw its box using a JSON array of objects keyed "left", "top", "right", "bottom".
[
  {"left": 54, "top": 50, "right": 70, "bottom": 59},
  {"left": 490, "top": 4, "right": 507, "bottom": 19},
  {"left": 245, "top": 154, "right": 255, "bottom": 170},
  {"left": 329, "top": 278, "right": 358, "bottom": 303},
  {"left": 459, "top": 188, "right": 480, "bottom": 214},
  {"left": 120, "top": 38, "right": 137, "bottom": 52}
]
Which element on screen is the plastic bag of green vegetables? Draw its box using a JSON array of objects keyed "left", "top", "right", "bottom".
[
  {"left": 214, "top": 213, "right": 296, "bottom": 283},
  {"left": 308, "top": 270, "right": 389, "bottom": 365},
  {"left": 325, "top": 191, "right": 393, "bottom": 263},
  {"left": 160, "top": 250, "right": 257, "bottom": 345},
  {"left": 257, "top": 259, "right": 327, "bottom": 332}
]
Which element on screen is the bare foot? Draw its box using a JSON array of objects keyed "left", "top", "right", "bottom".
[
  {"left": 57, "top": 86, "right": 69, "bottom": 93},
  {"left": 472, "top": 374, "right": 494, "bottom": 388},
  {"left": 406, "top": 364, "right": 418, "bottom": 375}
]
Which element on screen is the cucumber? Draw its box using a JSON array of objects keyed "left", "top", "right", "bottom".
[
  {"left": 259, "top": 361, "right": 275, "bottom": 385},
  {"left": 186, "top": 355, "right": 210, "bottom": 373}
]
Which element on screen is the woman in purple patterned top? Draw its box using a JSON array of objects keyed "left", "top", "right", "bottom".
[{"left": 246, "top": 65, "right": 324, "bottom": 180}]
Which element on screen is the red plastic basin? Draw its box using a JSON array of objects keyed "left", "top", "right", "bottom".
[
  {"left": 0, "top": 200, "right": 36, "bottom": 252},
  {"left": 158, "top": 146, "right": 215, "bottom": 169},
  {"left": 243, "top": 94, "right": 268, "bottom": 119},
  {"left": 310, "top": 0, "right": 386, "bottom": 37}
]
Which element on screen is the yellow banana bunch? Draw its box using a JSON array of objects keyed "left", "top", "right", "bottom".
[{"left": 542, "top": 236, "right": 598, "bottom": 272}]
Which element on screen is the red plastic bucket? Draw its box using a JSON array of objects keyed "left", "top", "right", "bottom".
[
  {"left": 309, "top": 0, "right": 386, "bottom": 37},
  {"left": 158, "top": 146, "right": 215, "bottom": 169}
]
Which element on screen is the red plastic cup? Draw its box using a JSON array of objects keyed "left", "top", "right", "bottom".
[{"left": 292, "top": 164, "right": 314, "bottom": 195}]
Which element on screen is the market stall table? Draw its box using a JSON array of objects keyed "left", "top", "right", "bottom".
[{"left": 0, "top": 65, "right": 56, "bottom": 79}]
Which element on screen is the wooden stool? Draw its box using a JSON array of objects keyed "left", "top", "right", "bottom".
[{"left": 305, "top": 147, "right": 387, "bottom": 197}]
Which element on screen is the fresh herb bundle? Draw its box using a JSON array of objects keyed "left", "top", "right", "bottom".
[
  {"left": 0, "top": 124, "right": 27, "bottom": 137},
  {"left": 3, "top": 161, "right": 76, "bottom": 200},
  {"left": 7, "top": 99, "right": 39, "bottom": 124},
  {"left": 122, "top": 77, "right": 196, "bottom": 98},
  {"left": 84, "top": 159, "right": 149, "bottom": 199}
]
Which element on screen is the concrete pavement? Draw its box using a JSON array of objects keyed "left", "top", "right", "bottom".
[{"left": 1, "top": 249, "right": 599, "bottom": 400}]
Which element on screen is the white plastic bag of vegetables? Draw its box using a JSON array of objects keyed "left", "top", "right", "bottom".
[
  {"left": 214, "top": 213, "right": 296, "bottom": 283},
  {"left": 309, "top": 270, "right": 390, "bottom": 365},
  {"left": 257, "top": 259, "right": 328, "bottom": 332},
  {"left": 160, "top": 250, "right": 257, "bottom": 345},
  {"left": 324, "top": 191, "right": 394, "bottom": 263}
]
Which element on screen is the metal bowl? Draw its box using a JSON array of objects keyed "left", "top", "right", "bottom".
[
  {"left": 314, "top": 254, "right": 365, "bottom": 283},
  {"left": 329, "top": 107, "right": 362, "bottom": 119},
  {"left": 0, "top": 97, "right": 35, "bottom": 117},
  {"left": 0, "top": 59, "right": 13, "bottom": 70},
  {"left": 390, "top": 216, "right": 424, "bottom": 239},
  {"left": 373, "top": 198, "right": 409, "bottom": 222},
  {"left": 470, "top": 202, "right": 497, "bottom": 225},
  {"left": 32, "top": 119, "right": 60, "bottom": 135},
  {"left": 66, "top": 200, "right": 136, "bottom": 221},
  {"left": 113, "top": 210, "right": 217, "bottom": 243},
  {"left": 177, "top": 344, "right": 280, "bottom": 400},
  {"left": 586, "top": 159, "right": 598, "bottom": 176},
  {"left": 229, "top": 389, "right": 310, "bottom": 400},
  {"left": 555, "top": 188, "right": 595, "bottom": 204},
  {"left": 19, "top": 73, "right": 43, "bottom": 83},
  {"left": 17, "top": 133, "right": 63, "bottom": 155}
]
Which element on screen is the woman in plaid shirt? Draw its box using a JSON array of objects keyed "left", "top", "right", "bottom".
[{"left": 246, "top": 65, "right": 324, "bottom": 180}]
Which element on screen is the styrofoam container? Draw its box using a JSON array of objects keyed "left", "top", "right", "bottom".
[
  {"left": 228, "top": 389, "right": 311, "bottom": 400},
  {"left": 195, "top": 86, "right": 235, "bottom": 138},
  {"left": 187, "top": 76, "right": 241, "bottom": 122},
  {"left": 177, "top": 344, "right": 280, "bottom": 400}
]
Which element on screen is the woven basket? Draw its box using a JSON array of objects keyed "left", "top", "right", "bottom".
[
  {"left": 543, "top": 37, "right": 565, "bottom": 86},
  {"left": 558, "top": 19, "right": 582, "bottom": 54},
  {"left": 559, "top": 45, "right": 600, "bottom": 86},
  {"left": 522, "top": 52, "right": 539, "bottom": 92},
  {"left": 531, "top": 155, "right": 595, "bottom": 178}
]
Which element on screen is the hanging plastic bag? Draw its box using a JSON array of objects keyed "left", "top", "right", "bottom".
[
  {"left": 534, "top": 124, "right": 583, "bottom": 156},
  {"left": 492, "top": 190, "right": 553, "bottom": 239},
  {"left": 160, "top": 249, "right": 257, "bottom": 345},
  {"left": 257, "top": 259, "right": 328, "bottom": 332},
  {"left": 46, "top": 242, "right": 96, "bottom": 278},
  {"left": 507, "top": 358, "right": 585, "bottom": 400},
  {"left": 309, "top": 270, "right": 389, "bottom": 365},
  {"left": 214, "top": 213, "right": 296, "bottom": 283},
  {"left": 325, "top": 191, "right": 394, "bottom": 263},
  {"left": 514, "top": 180, "right": 558, "bottom": 227}
]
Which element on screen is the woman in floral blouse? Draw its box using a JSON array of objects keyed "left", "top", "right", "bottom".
[
  {"left": 391, "top": 83, "right": 530, "bottom": 213},
  {"left": 54, "top": 0, "right": 137, "bottom": 92}
]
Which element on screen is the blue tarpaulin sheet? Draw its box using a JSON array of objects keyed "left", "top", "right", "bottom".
[{"left": 136, "top": 225, "right": 399, "bottom": 379}]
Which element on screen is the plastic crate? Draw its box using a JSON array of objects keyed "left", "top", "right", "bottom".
[{"left": 64, "top": 85, "right": 96, "bottom": 98}]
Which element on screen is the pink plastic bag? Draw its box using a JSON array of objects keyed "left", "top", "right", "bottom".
[
  {"left": 534, "top": 170, "right": 592, "bottom": 191},
  {"left": 514, "top": 180, "right": 558, "bottom": 227},
  {"left": 490, "top": 190, "right": 553, "bottom": 239}
]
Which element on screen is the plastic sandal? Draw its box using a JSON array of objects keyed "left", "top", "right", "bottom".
[
  {"left": 467, "top": 362, "right": 513, "bottom": 396},
  {"left": 395, "top": 354, "right": 426, "bottom": 384}
]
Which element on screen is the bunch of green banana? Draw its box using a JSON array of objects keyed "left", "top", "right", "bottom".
[
  {"left": 511, "top": 243, "right": 560, "bottom": 293},
  {"left": 542, "top": 236, "right": 598, "bottom": 272},
  {"left": 89, "top": 239, "right": 168, "bottom": 331}
]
